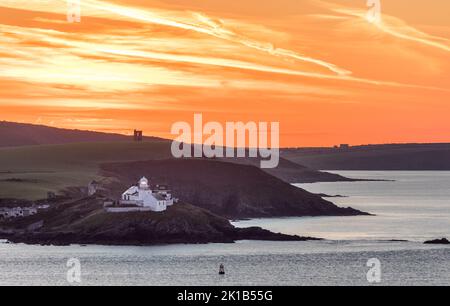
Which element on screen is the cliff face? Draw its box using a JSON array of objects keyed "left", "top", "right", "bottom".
[
  {"left": 1, "top": 199, "right": 316, "bottom": 245},
  {"left": 101, "top": 159, "right": 367, "bottom": 219}
]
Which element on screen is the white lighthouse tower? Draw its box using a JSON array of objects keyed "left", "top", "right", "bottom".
[{"left": 139, "top": 177, "right": 149, "bottom": 189}]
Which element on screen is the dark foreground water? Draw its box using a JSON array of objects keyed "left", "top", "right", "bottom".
[{"left": 0, "top": 240, "right": 449, "bottom": 286}]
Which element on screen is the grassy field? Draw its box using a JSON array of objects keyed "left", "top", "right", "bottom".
[{"left": 0, "top": 141, "right": 171, "bottom": 200}]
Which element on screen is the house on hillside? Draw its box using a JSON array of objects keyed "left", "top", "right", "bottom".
[
  {"left": 87, "top": 180, "right": 99, "bottom": 196},
  {"left": 0, "top": 207, "right": 38, "bottom": 219},
  {"left": 105, "top": 177, "right": 175, "bottom": 213}
]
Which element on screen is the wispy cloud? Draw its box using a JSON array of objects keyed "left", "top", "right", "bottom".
[
  {"left": 332, "top": 7, "right": 450, "bottom": 52},
  {"left": 0, "top": 0, "right": 449, "bottom": 146}
]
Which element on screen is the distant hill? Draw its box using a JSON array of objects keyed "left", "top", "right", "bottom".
[
  {"left": 282, "top": 143, "right": 450, "bottom": 170},
  {"left": 219, "top": 156, "right": 354, "bottom": 183},
  {"left": 0, "top": 140, "right": 355, "bottom": 200},
  {"left": 0, "top": 121, "right": 163, "bottom": 147},
  {"left": 0, "top": 122, "right": 353, "bottom": 188}
]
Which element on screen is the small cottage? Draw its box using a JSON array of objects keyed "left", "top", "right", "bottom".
[{"left": 0, "top": 207, "right": 38, "bottom": 219}]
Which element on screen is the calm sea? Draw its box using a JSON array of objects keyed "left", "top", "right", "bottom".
[
  {"left": 0, "top": 171, "right": 449, "bottom": 286},
  {"left": 236, "top": 171, "right": 450, "bottom": 241}
]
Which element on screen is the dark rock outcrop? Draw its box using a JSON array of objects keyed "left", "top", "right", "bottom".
[{"left": 424, "top": 238, "right": 449, "bottom": 245}]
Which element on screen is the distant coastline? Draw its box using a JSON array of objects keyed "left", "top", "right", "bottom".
[{"left": 282, "top": 143, "right": 450, "bottom": 171}]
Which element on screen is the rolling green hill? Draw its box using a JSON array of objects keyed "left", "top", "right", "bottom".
[{"left": 0, "top": 141, "right": 171, "bottom": 200}]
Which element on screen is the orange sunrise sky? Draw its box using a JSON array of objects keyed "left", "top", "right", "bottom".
[{"left": 0, "top": 0, "right": 449, "bottom": 147}]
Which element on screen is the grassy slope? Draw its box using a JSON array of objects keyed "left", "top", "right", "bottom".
[
  {"left": 0, "top": 141, "right": 171, "bottom": 200},
  {"left": 5, "top": 197, "right": 230, "bottom": 236}
]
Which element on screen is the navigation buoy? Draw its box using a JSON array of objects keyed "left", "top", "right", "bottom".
[{"left": 219, "top": 264, "right": 225, "bottom": 275}]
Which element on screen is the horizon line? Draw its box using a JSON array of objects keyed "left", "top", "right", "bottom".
[{"left": 2, "top": 120, "right": 450, "bottom": 149}]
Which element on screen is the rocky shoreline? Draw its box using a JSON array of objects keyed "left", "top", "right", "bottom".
[
  {"left": 1, "top": 228, "right": 320, "bottom": 246},
  {"left": 0, "top": 201, "right": 321, "bottom": 246}
]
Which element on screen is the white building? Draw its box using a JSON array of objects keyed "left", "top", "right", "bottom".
[
  {"left": 116, "top": 177, "right": 174, "bottom": 212},
  {"left": 0, "top": 207, "right": 38, "bottom": 219}
]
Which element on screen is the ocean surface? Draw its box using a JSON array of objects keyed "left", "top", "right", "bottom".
[
  {"left": 236, "top": 171, "right": 450, "bottom": 241},
  {"left": 0, "top": 171, "right": 449, "bottom": 286}
]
